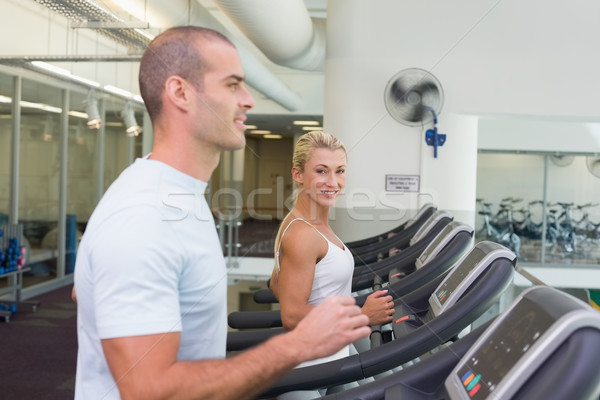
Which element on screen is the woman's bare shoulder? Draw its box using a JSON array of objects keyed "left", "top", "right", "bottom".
[{"left": 280, "top": 219, "right": 326, "bottom": 258}]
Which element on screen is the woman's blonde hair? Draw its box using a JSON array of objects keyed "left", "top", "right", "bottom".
[{"left": 292, "top": 131, "right": 346, "bottom": 174}]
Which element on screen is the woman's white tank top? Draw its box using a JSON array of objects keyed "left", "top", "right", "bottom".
[
  {"left": 276, "top": 218, "right": 354, "bottom": 303},
  {"left": 276, "top": 218, "right": 355, "bottom": 367}
]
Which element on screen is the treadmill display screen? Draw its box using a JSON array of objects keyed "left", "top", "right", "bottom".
[
  {"left": 434, "top": 247, "right": 485, "bottom": 306},
  {"left": 417, "top": 225, "right": 451, "bottom": 267},
  {"left": 453, "top": 297, "right": 555, "bottom": 399}
]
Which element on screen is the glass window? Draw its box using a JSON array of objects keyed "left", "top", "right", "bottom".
[
  {"left": 103, "top": 99, "right": 140, "bottom": 191},
  {"left": 18, "top": 78, "right": 63, "bottom": 285},
  {"left": 0, "top": 72, "right": 12, "bottom": 223},
  {"left": 66, "top": 90, "right": 99, "bottom": 275},
  {"left": 0, "top": 68, "right": 146, "bottom": 290}
]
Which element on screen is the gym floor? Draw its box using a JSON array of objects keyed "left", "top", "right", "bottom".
[{"left": 0, "top": 284, "right": 76, "bottom": 399}]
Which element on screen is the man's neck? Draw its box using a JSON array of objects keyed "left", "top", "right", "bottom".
[{"left": 150, "top": 131, "right": 220, "bottom": 182}]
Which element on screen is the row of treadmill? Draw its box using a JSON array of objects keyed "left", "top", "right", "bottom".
[{"left": 226, "top": 204, "right": 600, "bottom": 400}]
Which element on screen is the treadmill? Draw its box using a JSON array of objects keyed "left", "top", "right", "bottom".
[
  {"left": 228, "top": 221, "right": 474, "bottom": 332},
  {"left": 322, "top": 285, "right": 600, "bottom": 400},
  {"left": 346, "top": 203, "right": 437, "bottom": 250},
  {"left": 352, "top": 210, "right": 453, "bottom": 266},
  {"left": 257, "top": 241, "right": 517, "bottom": 398}
]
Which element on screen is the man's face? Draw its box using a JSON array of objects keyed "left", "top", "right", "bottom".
[{"left": 190, "top": 40, "right": 255, "bottom": 151}]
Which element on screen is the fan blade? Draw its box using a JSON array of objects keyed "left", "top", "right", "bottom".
[
  {"left": 411, "top": 81, "right": 440, "bottom": 98},
  {"left": 387, "top": 82, "right": 422, "bottom": 122},
  {"left": 391, "top": 80, "right": 440, "bottom": 111},
  {"left": 389, "top": 81, "right": 409, "bottom": 103}
]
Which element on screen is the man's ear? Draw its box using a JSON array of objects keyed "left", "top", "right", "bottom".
[{"left": 164, "top": 76, "right": 191, "bottom": 111}]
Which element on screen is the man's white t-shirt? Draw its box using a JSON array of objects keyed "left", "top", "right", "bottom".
[{"left": 74, "top": 157, "right": 227, "bottom": 399}]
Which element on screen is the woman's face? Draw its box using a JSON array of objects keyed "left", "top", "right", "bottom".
[{"left": 294, "top": 147, "right": 347, "bottom": 209}]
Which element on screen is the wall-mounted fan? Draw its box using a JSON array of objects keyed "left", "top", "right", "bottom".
[
  {"left": 384, "top": 67, "right": 444, "bottom": 126},
  {"left": 550, "top": 154, "right": 574, "bottom": 167},
  {"left": 586, "top": 156, "right": 600, "bottom": 178},
  {"left": 383, "top": 68, "right": 445, "bottom": 157}
]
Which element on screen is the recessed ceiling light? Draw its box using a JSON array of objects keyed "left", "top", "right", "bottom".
[
  {"left": 301, "top": 126, "right": 324, "bottom": 131},
  {"left": 249, "top": 129, "right": 271, "bottom": 134},
  {"left": 293, "top": 120, "right": 320, "bottom": 126},
  {"left": 264, "top": 134, "right": 283, "bottom": 139}
]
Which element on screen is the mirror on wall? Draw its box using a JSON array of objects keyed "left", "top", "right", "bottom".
[{"left": 476, "top": 152, "right": 600, "bottom": 266}]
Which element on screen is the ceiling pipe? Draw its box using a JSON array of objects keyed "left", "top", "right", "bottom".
[
  {"left": 0, "top": 56, "right": 142, "bottom": 63},
  {"left": 23, "top": 0, "right": 303, "bottom": 111},
  {"left": 213, "top": 0, "right": 326, "bottom": 71},
  {"left": 133, "top": 0, "right": 304, "bottom": 110},
  {"left": 32, "top": 0, "right": 151, "bottom": 52}
]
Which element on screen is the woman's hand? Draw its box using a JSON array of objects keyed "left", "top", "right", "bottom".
[{"left": 361, "top": 290, "right": 395, "bottom": 325}]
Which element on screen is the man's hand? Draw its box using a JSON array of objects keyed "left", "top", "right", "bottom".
[
  {"left": 289, "top": 296, "right": 370, "bottom": 362},
  {"left": 362, "top": 290, "right": 395, "bottom": 325}
]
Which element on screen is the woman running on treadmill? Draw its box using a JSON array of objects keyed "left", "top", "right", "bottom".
[{"left": 270, "top": 131, "right": 395, "bottom": 368}]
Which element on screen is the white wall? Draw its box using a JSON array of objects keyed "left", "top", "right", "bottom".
[
  {"left": 325, "top": 0, "right": 600, "bottom": 240},
  {"left": 479, "top": 118, "right": 600, "bottom": 153},
  {"left": 439, "top": 0, "right": 600, "bottom": 118}
]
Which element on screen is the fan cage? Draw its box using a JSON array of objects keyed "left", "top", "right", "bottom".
[
  {"left": 384, "top": 67, "right": 444, "bottom": 127},
  {"left": 586, "top": 156, "right": 600, "bottom": 178}
]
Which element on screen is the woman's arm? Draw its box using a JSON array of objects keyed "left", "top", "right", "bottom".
[{"left": 273, "top": 222, "right": 327, "bottom": 330}]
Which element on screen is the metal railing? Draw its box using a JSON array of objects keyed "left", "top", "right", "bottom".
[{"left": 216, "top": 210, "right": 242, "bottom": 269}]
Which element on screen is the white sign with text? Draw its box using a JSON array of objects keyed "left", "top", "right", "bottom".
[{"left": 385, "top": 175, "right": 420, "bottom": 192}]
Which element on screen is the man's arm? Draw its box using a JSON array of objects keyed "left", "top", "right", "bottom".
[{"left": 102, "top": 296, "right": 370, "bottom": 400}]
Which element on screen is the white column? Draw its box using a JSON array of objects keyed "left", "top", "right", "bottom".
[
  {"left": 419, "top": 113, "right": 478, "bottom": 228},
  {"left": 325, "top": 0, "right": 478, "bottom": 241}
]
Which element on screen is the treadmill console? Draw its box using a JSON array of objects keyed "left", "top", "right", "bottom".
[
  {"left": 409, "top": 210, "right": 453, "bottom": 247},
  {"left": 404, "top": 202, "right": 436, "bottom": 229},
  {"left": 445, "top": 286, "right": 600, "bottom": 399},
  {"left": 429, "top": 241, "right": 516, "bottom": 316},
  {"left": 415, "top": 221, "right": 473, "bottom": 269}
]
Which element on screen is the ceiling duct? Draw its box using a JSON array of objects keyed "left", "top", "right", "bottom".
[
  {"left": 214, "top": 0, "right": 326, "bottom": 71},
  {"left": 168, "top": 0, "right": 304, "bottom": 110}
]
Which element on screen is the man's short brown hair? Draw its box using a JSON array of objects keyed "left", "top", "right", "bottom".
[{"left": 138, "top": 26, "right": 234, "bottom": 122}]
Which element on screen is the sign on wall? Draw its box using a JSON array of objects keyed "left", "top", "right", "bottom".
[{"left": 385, "top": 174, "right": 420, "bottom": 192}]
